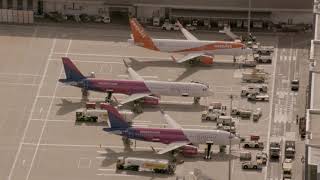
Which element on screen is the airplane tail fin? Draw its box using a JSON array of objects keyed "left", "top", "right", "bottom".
[
  {"left": 129, "top": 18, "right": 159, "bottom": 51},
  {"left": 101, "top": 104, "right": 130, "bottom": 130},
  {"left": 60, "top": 57, "right": 86, "bottom": 82}
]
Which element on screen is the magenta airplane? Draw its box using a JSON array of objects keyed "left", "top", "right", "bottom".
[
  {"left": 59, "top": 57, "right": 214, "bottom": 105},
  {"left": 102, "top": 104, "right": 240, "bottom": 155}
]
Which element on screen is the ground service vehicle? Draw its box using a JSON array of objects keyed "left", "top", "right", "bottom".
[
  {"left": 240, "top": 151, "right": 252, "bottom": 160},
  {"left": 299, "top": 117, "right": 306, "bottom": 138},
  {"left": 254, "top": 54, "right": 273, "bottom": 63},
  {"left": 282, "top": 158, "right": 293, "bottom": 179},
  {"left": 75, "top": 102, "right": 133, "bottom": 123},
  {"left": 256, "top": 152, "right": 268, "bottom": 164},
  {"left": 291, "top": 79, "right": 299, "bottom": 91},
  {"left": 116, "top": 157, "right": 176, "bottom": 174},
  {"left": 284, "top": 132, "right": 296, "bottom": 159},
  {"left": 231, "top": 108, "right": 252, "bottom": 118},
  {"left": 269, "top": 136, "right": 281, "bottom": 159},
  {"left": 252, "top": 108, "right": 262, "bottom": 121},
  {"left": 185, "top": 24, "right": 197, "bottom": 31},
  {"left": 243, "top": 140, "right": 264, "bottom": 149},
  {"left": 162, "top": 23, "right": 179, "bottom": 31},
  {"left": 241, "top": 84, "right": 267, "bottom": 97},
  {"left": 242, "top": 161, "right": 262, "bottom": 170},
  {"left": 217, "top": 116, "right": 234, "bottom": 126},
  {"left": 247, "top": 94, "right": 269, "bottom": 101},
  {"left": 242, "top": 69, "right": 268, "bottom": 83},
  {"left": 201, "top": 102, "right": 226, "bottom": 121},
  {"left": 153, "top": 17, "right": 160, "bottom": 26}
]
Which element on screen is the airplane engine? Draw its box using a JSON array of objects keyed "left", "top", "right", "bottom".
[
  {"left": 140, "top": 96, "right": 160, "bottom": 105},
  {"left": 199, "top": 56, "right": 214, "bottom": 65},
  {"left": 181, "top": 145, "right": 198, "bottom": 157}
]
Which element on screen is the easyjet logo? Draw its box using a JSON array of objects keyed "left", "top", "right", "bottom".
[
  {"left": 214, "top": 44, "right": 232, "bottom": 49},
  {"left": 131, "top": 19, "right": 146, "bottom": 39}
]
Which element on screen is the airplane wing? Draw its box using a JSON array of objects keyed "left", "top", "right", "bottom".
[
  {"left": 160, "top": 110, "right": 182, "bottom": 129},
  {"left": 157, "top": 141, "right": 190, "bottom": 154},
  {"left": 177, "top": 21, "right": 198, "bottom": 41},
  {"left": 120, "top": 93, "right": 151, "bottom": 105},
  {"left": 123, "top": 59, "right": 144, "bottom": 81},
  {"left": 171, "top": 53, "right": 205, "bottom": 63}
]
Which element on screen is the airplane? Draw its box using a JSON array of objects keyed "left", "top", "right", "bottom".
[
  {"left": 102, "top": 104, "right": 241, "bottom": 157},
  {"left": 58, "top": 57, "right": 214, "bottom": 111},
  {"left": 128, "top": 18, "right": 252, "bottom": 65}
]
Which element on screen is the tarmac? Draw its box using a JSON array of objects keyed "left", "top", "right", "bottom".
[{"left": 0, "top": 23, "right": 311, "bottom": 180}]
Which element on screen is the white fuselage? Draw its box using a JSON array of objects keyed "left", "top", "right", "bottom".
[
  {"left": 128, "top": 38, "right": 252, "bottom": 57},
  {"left": 145, "top": 80, "right": 213, "bottom": 97},
  {"left": 183, "top": 129, "right": 240, "bottom": 145}
]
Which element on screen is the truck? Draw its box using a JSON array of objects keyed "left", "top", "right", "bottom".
[
  {"left": 153, "top": 17, "right": 160, "bottom": 26},
  {"left": 254, "top": 54, "right": 273, "bottom": 63},
  {"left": 241, "top": 161, "right": 262, "bottom": 170},
  {"left": 241, "top": 84, "right": 268, "bottom": 97},
  {"left": 269, "top": 136, "right": 281, "bottom": 159},
  {"left": 252, "top": 43, "right": 274, "bottom": 55},
  {"left": 116, "top": 157, "right": 176, "bottom": 174},
  {"left": 201, "top": 102, "right": 227, "bottom": 121},
  {"left": 284, "top": 132, "right": 296, "bottom": 159},
  {"left": 299, "top": 117, "right": 306, "bottom": 138},
  {"left": 252, "top": 108, "right": 262, "bottom": 121},
  {"left": 242, "top": 69, "right": 268, "bottom": 83},
  {"left": 231, "top": 108, "right": 252, "bottom": 118},
  {"left": 291, "top": 79, "right": 299, "bottom": 91},
  {"left": 243, "top": 141, "right": 264, "bottom": 149},
  {"left": 75, "top": 102, "right": 133, "bottom": 123},
  {"left": 282, "top": 158, "right": 293, "bottom": 179},
  {"left": 247, "top": 94, "right": 269, "bottom": 102}
]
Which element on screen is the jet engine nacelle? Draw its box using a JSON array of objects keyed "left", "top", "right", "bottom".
[
  {"left": 140, "top": 96, "right": 160, "bottom": 106},
  {"left": 181, "top": 145, "right": 198, "bottom": 157},
  {"left": 199, "top": 56, "right": 214, "bottom": 65}
]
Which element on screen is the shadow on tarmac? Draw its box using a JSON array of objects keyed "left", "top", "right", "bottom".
[{"left": 128, "top": 58, "right": 250, "bottom": 81}]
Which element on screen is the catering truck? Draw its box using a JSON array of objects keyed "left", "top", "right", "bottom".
[
  {"left": 284, "top": 132, "right": 296, "bottom": 159},
  {"left": 116, "top": 157, "right": 176, "bottom": 174}
]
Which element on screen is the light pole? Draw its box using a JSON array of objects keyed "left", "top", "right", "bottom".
[{"left": 248, "top": 0, "right": 252, "bottom": 35}]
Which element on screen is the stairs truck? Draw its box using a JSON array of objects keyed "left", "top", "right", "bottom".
[
  {"left": 284, "top": 132, "right": 296, "bottom": 159},
  {"left": 116, "top": 157, "right": 176, "bottom": 174},
  {"left": 269, "top": 136, "right": 281, "bottom": 159}
]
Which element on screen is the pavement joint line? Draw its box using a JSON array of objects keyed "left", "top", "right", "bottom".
[
  {"left": 25, "top": 39, "right": 72, "bottom": 180},
  {"left": 49, "top": 58, "right": 123, "bottom": 64},
  {"left": 8, "top": 38, "right": 57, "bottom": 180},
  {"left": 0, "top": 82, "right": 39, "bottom": 86},
  {"left": 96, "top": 173, "right": 137, "bottom": 177},
  {"left": 53, "top": 52, "right": 170, "bottom": 60},
  {"left": 265, "top": 43, "right": 279, "bottom": 180},
  {"left": 0, "top": 72, "right": 41, "bottom": 77},
  {"left": 98, "top": 168, "right": 114, "bottom": 171}
]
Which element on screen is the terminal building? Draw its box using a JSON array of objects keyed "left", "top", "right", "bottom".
[{"left": 0, "top": 0, "right": 314, "bottom": 25}]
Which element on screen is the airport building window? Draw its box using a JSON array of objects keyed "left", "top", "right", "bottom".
[
  {"left": 17, "top": 0, "right": 23, "bottom": 10},
  {"left": 7, "top": 0, "right": 13, "bottom": 9},
  {"left": 27, "top": 0, "right": 33, "bottom": 10}
]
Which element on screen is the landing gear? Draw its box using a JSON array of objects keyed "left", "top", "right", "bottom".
[
  {"left": 204, "top": 141, "right": 213, "bottom": 160},
  {"left": 233, "top": 56, "right": 237, "bottom": 63},
  {"left": 105, "top": 91, "right": 113, "bottom": 103},
  {"left": 193, "top": 97, "right": 200, "bottom": 104},
  {"left": 81, "top": 88, "right": 89, "bottom": 101},
  {"left": 122, "top": 136, "right": 132, "bottom": 151},
  {"left": 132, "top": 101, "right": 143, "bottom": 114},
  {"left": 188, "top": 59, "right": 200, "bottom": 66}
]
